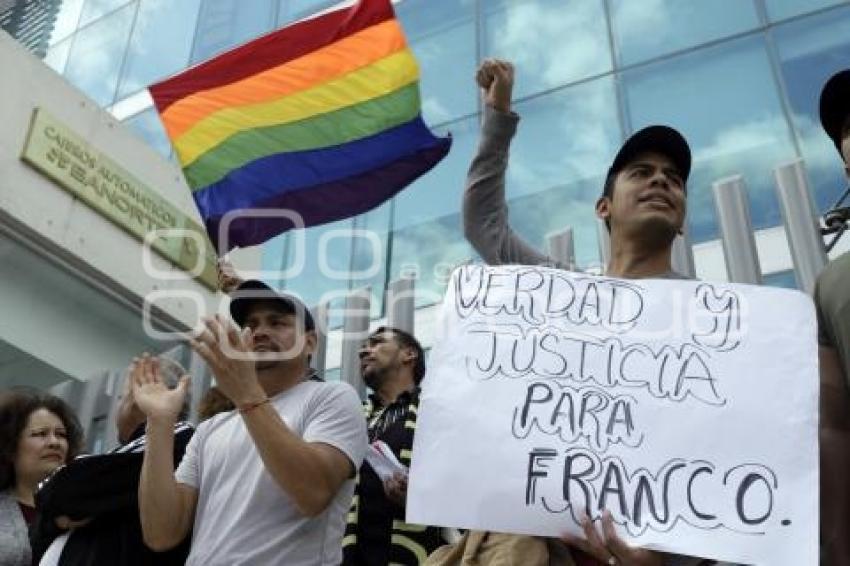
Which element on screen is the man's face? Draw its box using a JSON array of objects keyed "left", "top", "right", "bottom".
[
  {"left": 597, "top": 151, "right": 686, "bottom": 239},
  {"left": 243, "top": 302, "right": 315, "bottom": 371},
  {"left": 358, "top": 330, "right": 408, "bottom": 391}
]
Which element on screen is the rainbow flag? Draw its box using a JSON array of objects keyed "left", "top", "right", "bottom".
[{"left": 149, "top": 0, "right": 451, "bottom": 251}]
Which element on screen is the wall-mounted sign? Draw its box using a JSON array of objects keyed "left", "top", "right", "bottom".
[{"left": 21, "top": 108, "right": 218, "bottom": 289}]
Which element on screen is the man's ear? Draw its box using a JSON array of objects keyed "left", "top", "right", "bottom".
[
  {"left": 401, "top": 346, "right": 416, "bottom": 365},
  {"left": 595, "top": 196, "right": 611, "bottom": 223},
  {"left": 304, "top": 330, "right": 318, "bottom": 356}
]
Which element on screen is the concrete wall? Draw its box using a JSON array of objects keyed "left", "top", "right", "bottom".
[{"left": 0, "top": 31, "right": 258, "bottom": 384}]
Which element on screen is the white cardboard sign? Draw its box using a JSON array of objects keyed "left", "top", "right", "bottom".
[{"left": 407, "top": 265, "right": 818, "bottom": 565}]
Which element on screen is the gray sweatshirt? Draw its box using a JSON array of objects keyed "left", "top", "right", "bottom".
[
  {"left": 0, "top": 489, "right": 32, "bottom": 566},
  {"left": 461, "top": 105, "right": 734, "bottom": 566}
]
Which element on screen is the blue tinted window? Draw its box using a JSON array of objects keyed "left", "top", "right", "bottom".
[
  {"left": 773, "top": 5, "right": 850, "bottom": 214},
  {"left": 192, "top": 0, "right": 275, "bottom": 64},
  {"left": 506, "top": 77, "right": 621, "bottom": 267},
  {"left": 622, "top": 36, "right": 797, "bottom": 243},
  {"left": 49, "top": 0, "right": 85, "bottom": 45},
  {"left": 261, "top": 231, "right": 288, "bottom": 278},
  {"left": 765, "top": 0, "right": 846, "bottom": 22},
  {"left": 323, "top": 367, "right": 341, "bottom": 382},
  {"left": 762, "top": 269, "right": 798, "bottom": 289},
  {"left": 351, "top": 201, "right": 391, "bottom": 319},
  {"left": 396, "top": 0, "right": 477, "bottom": 124},
  {"left": 79, "top": 0, "right": 133, "bottom": 27},
  {"left": 117, "top": 0, "right": 201, "bottom": 98},
  {"left": 63, "top": 3, "right": 135, "bottom": 106},
  {"left": 611, "top": 0, "right": 760, "bottom": 66},
  {"left": 277, "top": 0, "right": 333, "bottom": 25},
  {"left": 269, "top": 219, "right": 354, "bottom": 316},
  {"left": 389, "top": 116, "right": 477, "bottom": 307},
  {"left": 44, "top": 37, "right": 72, "bottom": 74},
  {"left": 483, "top": 0, "right": 611, "bottom": 99},
  {"left": 390, "top": 215, "right": 474, "bottom": 308},
  {"left": 123, "top": 108, "right": 172, "bottom": 158}
]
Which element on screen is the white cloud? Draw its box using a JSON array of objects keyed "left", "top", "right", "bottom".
[
  {"left": 610, "top": 0, "right": 670, "bottom": 53},
  {"left": 490, "top": 0, "right": 611, "bottom": 87},
  {"left": 693, "top": 115, "right": 792, "bottom": 163}
]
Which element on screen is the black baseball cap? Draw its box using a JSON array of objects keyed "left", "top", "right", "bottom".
[
  {"left": 819, "top": 69, "right": 850, "bottom": 153},
  {"left": 605, "top": 125, "right": 692, "bottom": 196},
  {"left": 229, "top": 280, "right": 315, "bottom": 331}
]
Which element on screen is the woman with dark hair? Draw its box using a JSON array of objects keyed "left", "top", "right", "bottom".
[{"left": 0, "top": 390, "right": 82, "bottom": 566}]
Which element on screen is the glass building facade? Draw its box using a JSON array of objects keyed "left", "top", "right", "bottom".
[{"left": 29, "top": 0, "right": 850, "bottom": 325}]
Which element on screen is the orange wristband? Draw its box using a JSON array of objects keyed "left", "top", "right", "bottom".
[{"left": 238, "top": 398, "right": 270, "bottom": 414}]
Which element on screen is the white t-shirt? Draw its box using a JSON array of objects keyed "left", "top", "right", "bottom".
[{"left": 175, "top": 380, "right": 367, "bottom": 566}]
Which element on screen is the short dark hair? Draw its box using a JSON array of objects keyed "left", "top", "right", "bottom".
[
  {"left": 841, "top": 114, "right": 850, "bottom": 143},
  {"left": 0, "top": 389, "right": 83, "bottom": 490},
  {"left": 372, "top": 326, "right": 426, "bottom": 385},
  {"left": 601, "top": 168, "right": 618, "bottom": 200},
  {"left": 600, "top": 168, "right": 618, "bottom": 231}
]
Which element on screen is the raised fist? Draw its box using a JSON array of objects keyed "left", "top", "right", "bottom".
[{"left": 476, "top": 58, "right": 515, "bottom": 113}]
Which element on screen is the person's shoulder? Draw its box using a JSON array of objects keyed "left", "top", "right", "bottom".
[
  {"left": 0, "top": 488, "right": 15, "bottom": 504},
  {"left": 193, "top": 410, "right": 237, "bottom": 439},
  {"left": 299, "top": 380, "right": 362, "bottom": 414},
  {"left": 815, "top": 250, "right": 850, "bottom": 304},
  {"left": 818, "top": 250, "right": 850, "bottom": 284},
  {"left": 305, "top": 379, "right": 359, "bottom": 401}
]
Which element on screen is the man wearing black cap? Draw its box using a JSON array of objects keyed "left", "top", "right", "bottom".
[
  {"left": 817, "top": 69, "right": 850, "bottom": 386},
  {"left": 132, "top": 281, "right": 367, "bottom": 565},
  {"left": 459, "top": 59, "right": 717, "bottom": 566},
  {"left": 465, "top": 60, "right": 690, "bottom": 281},
  {"left": 817, "top": 69, "right": 850, "bottom": 565},
  {"left": 343, "top": 327, "right": 445, "bottom": 565}
]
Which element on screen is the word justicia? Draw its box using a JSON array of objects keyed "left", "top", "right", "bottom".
[{"left": 467, "top": 326, "right": 725, "bottom": 406}]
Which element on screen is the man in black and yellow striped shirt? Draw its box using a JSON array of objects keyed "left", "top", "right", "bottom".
[{"left": 343, "top": 327, "right": 444, "bottom": 565}]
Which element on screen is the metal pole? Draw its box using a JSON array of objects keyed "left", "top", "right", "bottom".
[
  {"left": 774, "top": 160, "right": 828, "bottom": 294},
  {"left": 547, "top": 228, "right": 576, "bottom": 270},
  {"left": 75, "top": 372, "right": 107, "bottom": 450},
  {"left": 102, "top": 370, "right": 124, "bottom": 452},
  {"left": 340, "top": 288, "right": 371, "bottom": 399},
  {"left": 310, "top": 302, "right": 329, "bottom": 375},
  {"left": 386, "top": 276, "right": 415, "bottom": 334},
  {"left": 671, "top": 233, "right": 696, "bottom": 279},
  {"left": 712, "top": 175, "right": 763, "bottom": 285},
  {"left": 49, "top": 379, "right": 84, "bottom": 414}
]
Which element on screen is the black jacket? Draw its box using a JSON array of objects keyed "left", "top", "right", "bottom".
[{"left": 31, "top": 422, "right": 194, "bottom": 566}]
